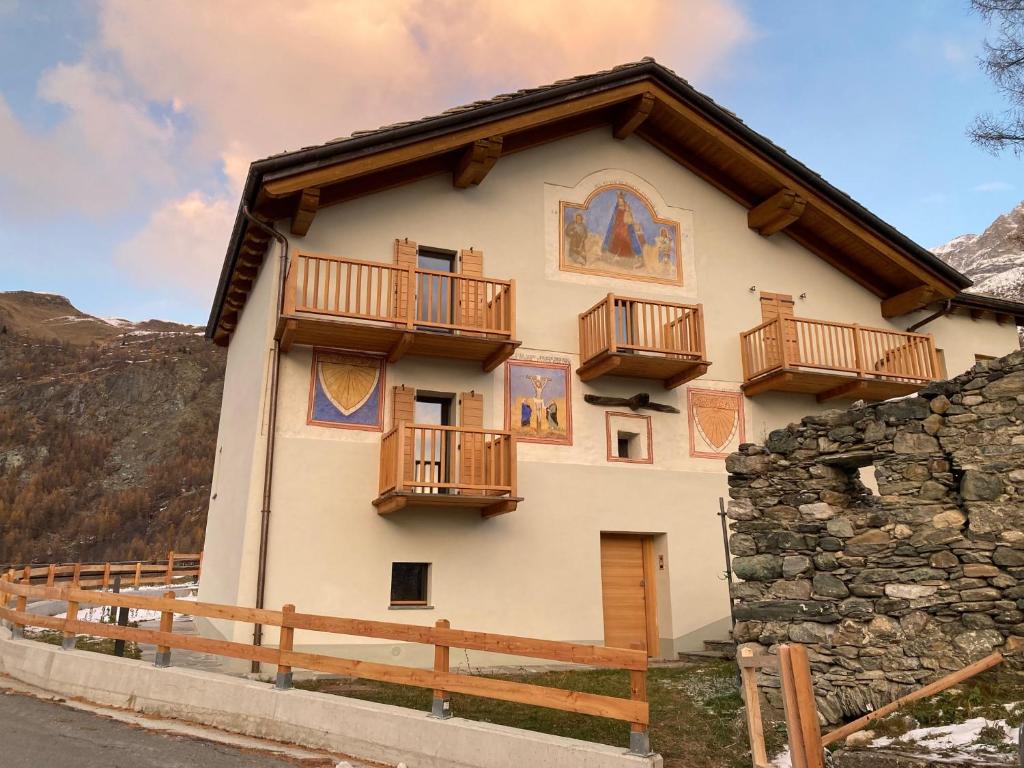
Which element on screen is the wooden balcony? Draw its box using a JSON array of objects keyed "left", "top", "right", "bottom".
[
  {"left": 740, "top": 316, "right": 940, "bottom": 401},
  {"left": 577, "top": 294, "right": 710, "bottom": 389},
  {"left": 276, "top": 251, "right": 519, "bottom": 371},
  {"left": 374, "top": 424, "right": 520, "bottom": 517}
]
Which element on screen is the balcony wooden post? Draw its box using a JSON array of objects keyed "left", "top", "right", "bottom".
[
  {"left": 282, "top": 255, "right": 298, "bottom": 315},
  {"left": 406, "top": 265, "right": 417, "bottom": 330},
  {"left": 395, "top": 424, "right": 407, "bottom": 492},
  {"left": 851, "top": 324, "right": 865, "bottom": 376},
  {"left": 507, "top": 279, "right": 517, "bottom": 339},
  {"left": 606, "top": 294, "right": 617, "bottom": 354}
]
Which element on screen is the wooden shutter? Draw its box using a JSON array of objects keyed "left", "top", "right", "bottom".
[
  {"left": 393, "top": 238, "right": 417, "bottom": 321},
  {"left": 458, "top": 248, "right": 484, "bottom": 333},
  {"left": 458, "top": 391, "right": 484, "bottom": 490},
  {"left": 392, "top": 385, "right": 416, "bottom": 486},
  {"left": 760, "top": 292, "right": 799, "bottom": 364}
]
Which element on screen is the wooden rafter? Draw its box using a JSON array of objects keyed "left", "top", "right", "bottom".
[
  {"left": 290, "top": 188, "right": 320, "bottom": 236},
  {"left": 612, "top": 92, "right": 655, "bottom": 140},
  {"left": 748, "top": 189, "right": 806, "bottom": 237},
  {"left": 453, "top": 137, "right": 503, "bottom": 188},
  {"left": 880, "top": 285, "right": 943, "bottom": 318}
]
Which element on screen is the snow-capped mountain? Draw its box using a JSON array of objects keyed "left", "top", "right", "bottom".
[{"left": 933, "top": 201, "right": 1024, "bottom": 301}]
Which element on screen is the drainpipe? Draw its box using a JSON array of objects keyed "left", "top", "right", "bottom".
[
  {"left": 907, "top": 300, "right": 952, "bottom": 333},
  {"left": 240, "top": 206, "right": 288, "bottom": 674}
]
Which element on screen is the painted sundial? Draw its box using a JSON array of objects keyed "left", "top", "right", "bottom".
[{"left": 309, "top": 351, "right": 384, "bottom": 429}]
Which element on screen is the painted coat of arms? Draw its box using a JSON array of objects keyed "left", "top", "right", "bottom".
[
  {"left": 560, "top": 183, "right": 683, "bottom": 285},
  {"left": 308, "top": 350, "right": 385, "bottom": 430},
  {"left": 688, "top": 388, "right": 744, "bottom": 459}
]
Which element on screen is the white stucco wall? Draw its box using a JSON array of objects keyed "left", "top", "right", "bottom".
[{"left": 199, "top": 128, "right": 1021, "bottom": 659}]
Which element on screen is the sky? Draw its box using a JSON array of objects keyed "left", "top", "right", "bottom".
[{"left": 0, "top": 0, "right": 1019, "bottom": 325}]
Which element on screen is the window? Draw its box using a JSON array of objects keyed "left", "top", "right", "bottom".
[
  {"left": 414, "top": 395, "right": 453, "bottom": 492},
  {"left": 416, "top": 246, "right": 457, "bottom": 329},
  {"left": 390, "top": 562, "right": 430, "bottom": 606},
  {"left": 605, "top": 411, "right": 653, "bottom": 464}
]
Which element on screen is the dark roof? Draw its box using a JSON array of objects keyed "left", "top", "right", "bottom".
[
  {"left": 951, "top": 291, "right": 1024, "bottom": 324},
  {"left": 207, "top": 58, "right": 973, "bottom": 337}
]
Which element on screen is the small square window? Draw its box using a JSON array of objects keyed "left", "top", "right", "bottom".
[
  {"left": 605, "top": 412, "right": 653, "bottom": 464},
  {"left": 390, "top": 562, "right": 429, "bottom": 605}
]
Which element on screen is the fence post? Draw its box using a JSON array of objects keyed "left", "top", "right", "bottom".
[
  {"left": 627, "top": 643, "right": 652, "bottom": 756},
  {"left": 431, "top": 619, "right": 452, "bottom": 719},
  {"left": 154, "top": 589, "right": 175, "bottom": 668},
  {"left": 276, "top": 604, "right": 295, "bottom": 690},
  {"left": 166, "top": 551, "right": 175, "bottom": 585},
  {"left": 46, "top": 564, "right": 55, "bottom": 587},
  {"left": 12, "top": 568, "right": 28, "bottom": 639},
  {"left": 134, "top": 561, "right": 141, "bottom": 587},
  {"left": 102, "top": 562, "right": 111, "bottom": 591},
  {"left": 738, "top": 647, "right": 768, "bottom": 768},
  {"left": 789, "top": 644, "right": 825, "bottom": 768},
  {"left": 62, "top": 578, "right": 79, "bottom": 651},
  {"left": 778, "top": 645, "right": 809, "bottom": 768},
  {"left": 72, "top": 562, "right": 81, "bottom": 585}
]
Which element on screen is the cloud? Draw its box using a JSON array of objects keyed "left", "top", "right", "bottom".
[
  {"left": 97, "top": 0, "right": 753, "bottom": 190},
  {"left": 0, "top": 62, "right": 177, "bottom": 215},
  {"left": 973, "top": 181, "right": 1013, "bottom": 193},
  {"left": 114, "top": 192, "right": 235, "bottom": 309},
  {"left": 3, "top": 1, "right": 753, "bottom": 318}
]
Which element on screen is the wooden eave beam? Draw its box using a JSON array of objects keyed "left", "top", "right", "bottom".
[
  {"left": 881, "top": 285, "right": 944, "bottom": 318},
  {"left": 640, "top": 84, "right": 959, "bottom": 298},
  {"left": 453, "top": 137, "right": 503, "bottom": 188},
  {"left": 613, "top": 92, "right": 655, "bottom": 140},
  {"left": 748, "top": 189, "right": 807, "bottom": 237},
  {"left": 262, "top": 82, "right": 653, "bottom": 197},
  {"left": 290, "top": 188, "right": 320, "bottom": 236}
]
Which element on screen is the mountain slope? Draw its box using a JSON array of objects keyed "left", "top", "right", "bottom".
[
  {"left": 933, "top": 201, "right": 1024, "bottom": 301},
  {"left": 0, "top": 292, "right": 224, "bottom": 564}
]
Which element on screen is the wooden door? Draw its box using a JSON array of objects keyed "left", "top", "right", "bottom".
[
  {"left": 760, "top": 292, "right": 799, "bottom": 364},
  {"left": 600, "top": 535, "right": 657, "bottom": 654}
]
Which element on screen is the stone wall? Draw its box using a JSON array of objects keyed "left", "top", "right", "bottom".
[{"left": 727, "top": 350, "right": 1024, "bottom": 723}]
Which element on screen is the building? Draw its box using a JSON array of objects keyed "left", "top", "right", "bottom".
[{"left": 200, "top": 59, "right": 1024, "bottom": 665}]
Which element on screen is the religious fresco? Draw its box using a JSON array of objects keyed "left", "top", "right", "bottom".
[
  {"left": 559, "top": 183, "right": 684, "bottom": 285},
  {"left": 687, "top": 388, "right": 745, "bottom": 459},
  {"left": 307, "top": 350, "right": 385, "bottom": 430},
  {"left": 505, "top": 360, "right": 572, "bottom": 445}
]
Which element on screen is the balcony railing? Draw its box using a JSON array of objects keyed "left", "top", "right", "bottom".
[
  {"left": 740, "top": 316, "right": 940, "bottom": 401},
  {"left": 374, "top": 424, "right": 519, "bottom": 517},
  {"left": 577, "top": 294, "right": 710, "bottom": 388},
  {"left": 278, "top": 252, "right": 518, "bottom": 370}
]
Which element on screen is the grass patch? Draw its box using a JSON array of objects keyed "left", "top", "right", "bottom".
[
  {"left": 896, "top": 667, "right": 1024, "bottom": 729},
  {"left": 25, "top": 628, "right": 142, "bottom": 660},
  {"left": 297, "top": 660, "right": 784, "bottom": 768}
]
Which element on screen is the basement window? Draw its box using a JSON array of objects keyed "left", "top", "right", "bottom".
[{"left": 390, "top": 562, "right": 430, "bottom": 607}]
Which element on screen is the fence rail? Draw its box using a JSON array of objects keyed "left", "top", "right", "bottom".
[
  {"left": 579, "top": 293, "right": 706, "bottom": 364},
  {"left": 284, "top": 251, "right": 516, "bottom": 339},
  {"left": 0, "top": 568, "right": 650, "bottom": 747},
  {"left": 740, "top": 316, "right": 939, "bottom": 384},
  {"left": 0, "top": 552, "right": 201, "bottom": 590}
]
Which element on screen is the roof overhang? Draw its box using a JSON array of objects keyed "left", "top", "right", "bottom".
[
  {"left": 948, "top": 292, "right": 1024, "bottom": 326},
  {"left": 207, "top": 59, "right": 973, "bottom": 345}
]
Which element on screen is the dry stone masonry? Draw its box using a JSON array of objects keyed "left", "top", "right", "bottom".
[{"left": 727, "top": 350, "right": 1024, "bottom": 723}]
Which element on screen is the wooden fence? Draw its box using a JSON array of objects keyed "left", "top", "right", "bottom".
[
  {"left": 0, "top": 567, "right": 653, "bottom": 755},
  {"left": 0, "top": 552, "right": 201, "bottom": 591},
  {"left": 738, "top": 644, "right": 1008, "bottom": 768}
]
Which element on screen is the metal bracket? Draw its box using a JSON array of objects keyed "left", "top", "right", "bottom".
[
  {"left": 154, "top": 651, "right": 171, "bottom": 668},
  {"left": 628, "top": 730, "right": 652, "bottom": 756},
  {"left": 275, "top": 671, "right": 293, "bottom": 691},
  {"left": 430, "top": 696, "right": 452, "bottom": 720}
]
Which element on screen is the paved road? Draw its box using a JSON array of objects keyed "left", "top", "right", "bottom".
[{"left": 0, "top": 688, "right": 308, "bottom": 768}]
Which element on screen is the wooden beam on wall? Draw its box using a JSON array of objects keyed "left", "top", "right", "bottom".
[
  {"left": 453, "top": 137, "right": 503, "bottom": 188},
  {"left": 881, "top": 285, "right": 942, "bottom": 318},
  {"left": 290, "top": 188, "right": 320, "bottom": 236},
  {"left": 612, "top": 92, "right": 655, "bottom": 140},
  {"left": 748, "top": 189, "right": 807, "bottom": 237}
]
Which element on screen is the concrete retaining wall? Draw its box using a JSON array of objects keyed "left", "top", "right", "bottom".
[{"left": 0, "top": 629, "right": 661, "bottom": 768}]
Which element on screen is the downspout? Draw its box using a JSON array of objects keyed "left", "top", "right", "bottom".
[
  {"left": 240, "top": 206, "right": 288, "bottom": 674},
  {"left": 907, "top": 299, "right": 952, "bottom": 333}
]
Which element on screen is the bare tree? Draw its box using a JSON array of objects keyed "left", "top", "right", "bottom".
[{"left": 970, "top": 0, "right": 1024, "bottom": 154}]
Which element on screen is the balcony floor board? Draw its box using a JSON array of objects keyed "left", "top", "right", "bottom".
[
  {"left": 742, "top": 367, "right": 929, "bottom": 402},
  {"left": 577, "top": 351, "right": 710, "bottom": 389},
  {"left": 276, "top": 314, "right": 519, "bottom": 369},
  {"left": 373, "top": 491, "right": 521, "bottom": 517}
]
